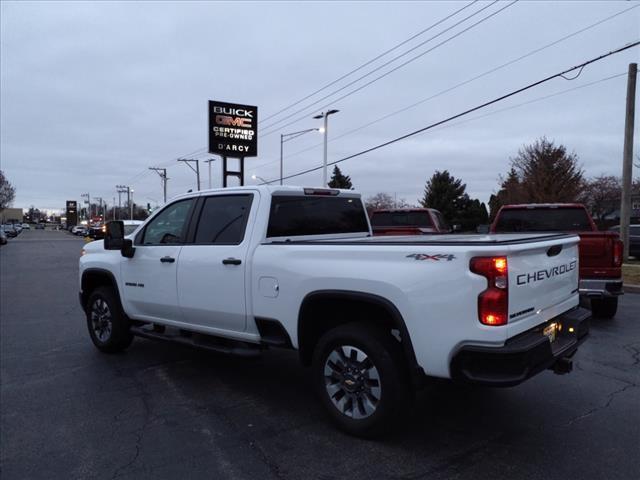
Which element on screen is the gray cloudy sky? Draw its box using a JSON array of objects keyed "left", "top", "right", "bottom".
[{"left": 1, "top": 1, "right": 639, "bottom": 212}]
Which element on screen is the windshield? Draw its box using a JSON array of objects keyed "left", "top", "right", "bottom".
[
  {"left": 370, "top": 211, "right": 433, "bottom": 228},
  {"left": 494, "top": 208, "right": 592, "bottom": 232}
]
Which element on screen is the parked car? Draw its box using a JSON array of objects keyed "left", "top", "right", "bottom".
[
  {"left": 123, "top": 220, "right": 144, "bottom": 236},
  {"left": 12, "top": 224, "right": 22, "bottom": 234},
  {"left": 608, "top": 224, "right": 640, "bottom": 259},
  {"left": 71, "top": 225, "right": 88, "bottom": 236},
  {"left": 85, "top": 225, "right": 105, "bottom": 241},
  {"left": 370, "top": 208, "right": 450, "bottom": 236},
  {"left": 80, "top": 186, "right": 589, "bottom": 437},
  {"left": 21, "top": 223, "right": 31, "bottom": 230},
  {"left": 491, "top": 203, "right": 622, "bottom": 318},
  {"left": 0, "top": 228, "right": 7, "bottom": 245},
  {"left": 2, "top": 225, "right": 18, "bottom": 238},
  {"left": 35, "top": 223, "right": 45, "bottom": 230}
]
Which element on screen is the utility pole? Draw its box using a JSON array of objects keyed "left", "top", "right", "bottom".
[
  {"left": 116, "top": 185, "right": 132, "bottom": 220},
  {"left": 81, "top": 193, "right": 91, "bottom": 221},
  {"left": 94, "top": 197, "right": 103, "bottom": 222},
  {"left": 113, "top": 197, "right": 116, "bottom": 220},
  {"left": 116, "top": 186, "right": 128, "bottom": 220},
  {"left": 178, "top": 158, "right": 201, "bottom": 191},
  {"left": 149, "top": 167, "right": 168, "bottom": 203},
  {"left": 620, "top": 62, "right": 637, "bottom": 262},
  {"left": 204, "top": 159, "right": 216, "bottom": 189}
]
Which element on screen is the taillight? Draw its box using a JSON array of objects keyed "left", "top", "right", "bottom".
[
  {"left": 470, "top": 256, "right": 508, "bottom": 326},
  {"left": 613, "top": 239, "right": 623, "bottom": 267}
]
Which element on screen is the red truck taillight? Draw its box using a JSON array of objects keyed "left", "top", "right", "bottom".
[
  {"left": 613, "top": 239, "right": 623, "bottom": 267},
  {"left": 470, "top": 256, "right": 508, "bottom": 326}
]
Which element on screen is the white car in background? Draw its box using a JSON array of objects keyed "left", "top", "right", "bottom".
[{"left": 122, "top": 220, "right": 144, "bottom": 236}]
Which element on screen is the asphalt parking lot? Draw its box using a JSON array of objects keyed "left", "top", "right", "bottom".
[{"left": 1, "top": 229, "right": 639, "bottom": 480}]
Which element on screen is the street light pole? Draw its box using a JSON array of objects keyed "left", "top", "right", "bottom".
[
  {"left": 204, "top": 159, "right": 216, "bottom": 189},
  {"left": 251, "top": 174, "right": 269, "bottom": 184},
  {"left": 279, "top": 128, "right": 321, "bottom": 185},
  {"left": 130, "top": 188, "right": 134, "bottom": 220},
  {"left": 280, "top": 134, "right": 284, "bottom": 186},
  {"left": 178, "top": 158, "right": 201, "bottom": 191},
  {"left": 313, "top": 110, "right": 339, "bottom": 187}
]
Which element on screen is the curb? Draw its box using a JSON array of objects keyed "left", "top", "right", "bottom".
[{"left": 624, "top": 284, "right": 640, "bottom": 294}]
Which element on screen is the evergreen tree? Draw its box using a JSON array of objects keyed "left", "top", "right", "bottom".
[
  {"left": 327, "top": 166, "right": 353, "bottom": 189},
  {"left": 419, "top": 170, "right": 466, "bottom": 222},
  {"left": 420, "top": 170, "right": 487, "bottom": 231}
]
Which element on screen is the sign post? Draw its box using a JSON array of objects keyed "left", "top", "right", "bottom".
[{"left": 208, "top": 100, "right": 258, "bottom": 187}]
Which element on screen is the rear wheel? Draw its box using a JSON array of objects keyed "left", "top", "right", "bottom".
[
  {"left": 86, "top": 287, "right": 133, "bottom": 353},
  {"left": 312, "top": 323, "right": 410, "bottom": 438},
  {"left": 591, "top": 297, "right": 618, "bottom": 319}
]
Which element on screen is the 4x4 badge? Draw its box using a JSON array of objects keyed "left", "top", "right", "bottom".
[{"left": 406, "top": 254, "right": 456, "bottom": 261}]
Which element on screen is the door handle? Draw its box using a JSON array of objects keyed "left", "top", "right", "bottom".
[
  {"left": 222, "top": 258, "right": 242, "bottom": 266},
  {"left": 160, "top": 256, "right": 175, "bottom": 263}
]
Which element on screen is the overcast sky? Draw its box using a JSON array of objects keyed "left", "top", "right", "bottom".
[{"left": 1, "top": 0, "right": 639, "bottom": 213}]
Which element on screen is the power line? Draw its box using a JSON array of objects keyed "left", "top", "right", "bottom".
[
  {"left": 259, "top": 1, "right": 479, "bottom": 125},
  {"left": 249, "top": 4, "right": 639, "bottom": 174},
  {"left": 259, "top": 0, "right": 512, "bottom": 135},
  {"left": 128, "top": 3, "right": 639, "bottom": 187},
  {"left": 416, "top": 71, "right": 627, "bottom": 133},
  {"left": 265, "top": 41, "right": 639, "bottom": 184}
]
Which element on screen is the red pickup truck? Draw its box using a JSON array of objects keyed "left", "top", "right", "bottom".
[
  {"left": 370, "top": 208, "right": 450, "bottom": 236},
  {"left": 491, "top": 203, "right": 623, "bottom": 318}
]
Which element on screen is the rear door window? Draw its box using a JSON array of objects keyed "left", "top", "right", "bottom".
[
  {"left": 267, "top": 196, "right": 368, "bottom": 237},
  {"left": 194, "top": 194, "right": 253, "bottom": 244}
]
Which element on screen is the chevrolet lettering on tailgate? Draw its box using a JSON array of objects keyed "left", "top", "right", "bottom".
[{"left": 516, "top": 260, "right": 577, "bottom": 286}]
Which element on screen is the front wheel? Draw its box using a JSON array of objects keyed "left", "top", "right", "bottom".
[
  {"left": 312, "top": 323, "right": 410, "bottom": 438},
  {"left": 591, "top": 297, "right": 618, "bottom": 319},
  {"left": 86, "top": 287, "right": 133, "bottom": 353}
]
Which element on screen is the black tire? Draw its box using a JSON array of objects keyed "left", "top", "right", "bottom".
[
  {"left": 86, "top": 286, "right": 133, "bottom": 353},
  {"left": 591, "top": 297, "right": 618, "bottom": 319},
  {"left": 312, "top": 322, "right": 411, "bottom": 438}
]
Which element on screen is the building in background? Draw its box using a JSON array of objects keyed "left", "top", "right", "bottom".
[{"left": 0, "top": 208, "right": 23, "bottom": 224}]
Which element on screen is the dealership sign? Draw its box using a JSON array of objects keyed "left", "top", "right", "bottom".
[{"left": 208, "top": 100, "right": 258, "bottom": 158}]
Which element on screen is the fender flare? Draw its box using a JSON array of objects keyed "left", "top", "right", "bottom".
[
  {"left": 80, "top": 268, "right": 122, "bottom": 309},
  {"left": 298, "top": 289, "right": 424, "bottom": 385}
]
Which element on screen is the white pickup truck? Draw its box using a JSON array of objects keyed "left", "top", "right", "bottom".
[{"left": 79, "top": 186, "right": 590, "bottom": 437}]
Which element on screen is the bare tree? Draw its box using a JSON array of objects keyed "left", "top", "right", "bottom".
[
  {"left": 581, "top": 175, "right": 622, "bottom": 222},
  {"left": 364, "top": 193, "right": 395, "bottom": 214},
  {"left": 511, "top": 137, "right": 585, "bottom": 203},
  {"left": 0, "top": 170, "right": 16, "bottom": 209}
]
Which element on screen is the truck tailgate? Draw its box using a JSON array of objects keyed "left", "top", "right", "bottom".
[
  {"left": 508, "top": 236, "right": 579, "bottom": 327},
  {"left": 578, "top": 231, "right": 621, "bottom": 278}
]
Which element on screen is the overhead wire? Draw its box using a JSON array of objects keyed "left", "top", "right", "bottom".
[
  {"left": 259, "top": 0, "right": 516, "bottom": 136},
  {"left": 261, "top": 41, "right": 639, "bottom": 184},
  {"left": 248, "top": 3, "right": 640, "bottom": 174},
  {"left": 259, "top": 0, "right": 479, "bottom": 125}
]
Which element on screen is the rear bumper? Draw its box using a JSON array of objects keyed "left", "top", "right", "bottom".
[
  {"left": 450, "top": 307, "right": 590, "bottom": 387},
  {"left": 579, "top": 278, "right": 623, "bottom": 298}
]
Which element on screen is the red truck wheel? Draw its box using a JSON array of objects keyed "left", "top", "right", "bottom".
[{"left": 591, "top": 297, "right": 618, "bottom": 319}]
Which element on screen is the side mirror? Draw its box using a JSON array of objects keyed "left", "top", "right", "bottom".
[
  {"left": 104, "top": 221, "right": 124, "bottom": 250},
  {"left": 104, "top": 221, "right": 136, "bottom": 258}
]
